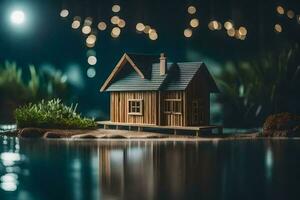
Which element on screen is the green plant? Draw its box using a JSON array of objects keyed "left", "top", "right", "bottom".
[
  {"left": 217, "top": 44, "right": 300, "bottom": 128},
  {"left": 0, "top": 61, "right": 69, "bottom": 122},
  {"left": 15, "top": 99, "right": 97, "bottom": 129}
]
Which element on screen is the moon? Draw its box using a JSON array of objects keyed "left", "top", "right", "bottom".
[{"left": 10, "top": 10, "right": 25, "bottom": 25}]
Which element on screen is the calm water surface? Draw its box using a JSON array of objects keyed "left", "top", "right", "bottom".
[{"left": 0, "top": 136, "right": 300, "bottom": 200}]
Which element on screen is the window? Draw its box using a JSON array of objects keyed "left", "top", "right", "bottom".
[
  {"left": 128, "top": 99, "right": 143, "bottom": 115},
  {"left": 164, "top": 99, "right": 182, "bottom": 114}
]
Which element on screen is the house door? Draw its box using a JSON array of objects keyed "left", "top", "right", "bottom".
[{"left": 192, "top": 100, "right": 205, "bottom": 126}]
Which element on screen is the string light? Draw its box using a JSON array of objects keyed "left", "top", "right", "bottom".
[
  {"left": 276, "top": 6, "right": 285, "bottom": 15},
  {"left": 190, "top": 18, "right": 199, "bottom": 28},
  {"left": 274, "top": 24, "right": 282, "bottom": 33},
  {"left": 97, "top": 22, "right": 107, "bottom": 31},
  {"left": 184, "top": 28, "right": 192, "bottom": 38},
  {"left": 60, "top": 9, "right": 69, "bottom": 18},
  {"left": 187, "top": 6, "right": 196, "bottom": 15},
  {"left": 112, "top": 5, "right": 121, "bottom": 13},
  {"left": 297, "top": 15, "right": 300, "bottom": 24}
]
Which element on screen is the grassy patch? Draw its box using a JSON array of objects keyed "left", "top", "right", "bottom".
[{"left": 15, "top": 99, "right": 97, "bottom": 129}]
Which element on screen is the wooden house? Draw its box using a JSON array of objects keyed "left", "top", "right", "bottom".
[{"left": 100, "top": 53, "right": 219, "bottom": 127}]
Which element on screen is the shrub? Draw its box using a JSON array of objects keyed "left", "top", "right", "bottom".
[{"left": 15, "top": 99, "right": 97, "bottom": 129}]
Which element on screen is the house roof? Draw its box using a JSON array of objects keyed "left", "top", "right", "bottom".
[{"left": 100, "top": 53, "right": 219, "bottom": 92}]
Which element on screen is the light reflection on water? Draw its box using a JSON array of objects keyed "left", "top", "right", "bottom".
[{"left": 0, "top": 136, "right": 299, "bottom": 200}]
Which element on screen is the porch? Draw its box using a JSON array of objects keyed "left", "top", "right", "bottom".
[{"left": 97, "top": 121, "right": 223, "bottom": 137}]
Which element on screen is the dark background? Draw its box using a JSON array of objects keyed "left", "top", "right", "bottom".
[{"left": 0, "top": 0, "right": 299, "bottom": 120}]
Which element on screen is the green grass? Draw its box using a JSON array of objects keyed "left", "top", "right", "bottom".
[{"left": 15, "top": 99, "right": 97, "bottom": 129}]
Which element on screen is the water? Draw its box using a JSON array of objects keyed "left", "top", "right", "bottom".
[{"left": 0, "top": 136, "right": 300, "bottom": 200}]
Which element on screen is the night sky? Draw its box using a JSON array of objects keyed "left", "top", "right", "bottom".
[{"left": 0, "top": 0, "right": 299, "bottom": 119}]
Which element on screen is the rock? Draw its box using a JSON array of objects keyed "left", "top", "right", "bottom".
[
  {"left": 44, "top": 132, "right": 64, "bottom": 138},
  {"left": 262, "top": 112, "right": 300, "bottom": 137},
  {"left": 19, "top": 128, "right": 46, "bottom": 138}
]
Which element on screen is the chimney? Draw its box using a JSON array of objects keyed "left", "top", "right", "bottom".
[{"left": 160, "top": 53, "right": 167, "bottom": 75}]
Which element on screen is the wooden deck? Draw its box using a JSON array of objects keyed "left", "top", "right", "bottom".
[{"left": 97, "top": 121, "right": 223, "bottom": 136}]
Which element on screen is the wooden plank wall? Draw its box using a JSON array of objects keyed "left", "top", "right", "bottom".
[
  {"left": 160, "top": 91, "right": 186, "bottom": 126},
  {"left": 110, "top": 91, "right": 158, "bottom": 125},
  {"left": 185, "top": 71, "right": 210, "bottom": 126}
]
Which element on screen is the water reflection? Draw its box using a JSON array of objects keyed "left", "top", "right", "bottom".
[
  {"left": 0, "top": 137, "right": 300, "bottom": 200},
  {"left": 0, "top": 136, "right": 26, "bottom": 194}
]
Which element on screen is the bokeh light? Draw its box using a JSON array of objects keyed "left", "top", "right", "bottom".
[
  {"left": 111, "top": 27, "right": 121, "bottom": 38},
  {"left": 224, "top": 21, "right": 233, "bottom": 30},
  {"left": 60, "top": 9, "right": 69, "bottom": 18},
  {"left": 97, "top": 22, "right": 107, "bottom": 31},
  {"left": 238, "top": 26, "right": 247, "bottom": 36},
  {"left": 112, "top": 5, "right": 121, "bottom": 13},
  {"left": 111, "top": 16, "right": 120, "bottom": 25},
  {"left": 190, "top": 18, "right": 199, "bottom": 28},
  {"left": 118, "top": 19, "right": 126, "bottom": 28},
  {"left": 149, "top": 29, "right": 158, "bottom": 40},
  {"left": 184, "top": 28, "right": 192, "bottom": 38},
  {"left": 143, "top": 25, "right": 151, "bottom": 34},
  {"left": 187, "top": 6, "right": 196, "bottom": 14},
  {"left": 274, "top": 24, "right": 282, "bottom": 33},
  {"left": 86, "top": 49, "right": 96, "bottom": 57},
  {"left": 87, "top": 67, "right": 96, "bottom": 78},
  {"left": 136, "top": 23, "right": 145, "bottom": 32},
  {"left": 71, "top": 17, "right": 81, "bottom": 29},
  {"left": 87, "top": 56, "right": 97, "bottom": 65},
  {"left": 276, "top": 6, "right": 285, "bottom": 15},
  {"left": 287, "top": 10, "right": 295, "bottom": 19},
  {"left": 227, "top": 28, "right": 235, "bottom": 37},
  {"left": 82, "top": 26, "right": 92, "bottom": 34},
  {"left": 86, "top": 34, "right": 97, "bottom": 45},
  {"left": 208, "top": 20, "right": 220, "bottom": 30},
  {"left": 84, "top": 17, "right": 93, "bottom": 26}
]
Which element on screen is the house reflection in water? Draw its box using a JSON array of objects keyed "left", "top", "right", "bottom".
[{"left": 97, "top": 141, "right": 219, "bottom": 200}]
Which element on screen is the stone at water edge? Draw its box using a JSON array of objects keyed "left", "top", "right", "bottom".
[
  {"left": 262, "top": 112, "right": 300, "bottom": 137},
  {"left": 19, "top": 128, "right": 46, "bottom": 138}
]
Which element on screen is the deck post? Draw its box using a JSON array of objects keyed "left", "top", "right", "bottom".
[
  {"left": 174, "top": 129, "right": 177, "bottom": 135},
  {"left": 104, "top": 124, "right": 108, "bottom": 129},
  {"left": 116, "top": 125, "right": 119, "bottom": 130},
  {"left": 128, "top": 126, "right": 131, "bottom": 131},
  {"left": 138, "top": 127, "right": 142, "bottom": 132},
  {"left": 195, "top": 130, "right": 199, "bottom": 137}
]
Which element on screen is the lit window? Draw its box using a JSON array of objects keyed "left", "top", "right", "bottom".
[
  {"left": 128, "top": 99, "right": 143, "bottom": 115},
  {"left": 164, "top": 99, "right": 182, "bottom": 114}
]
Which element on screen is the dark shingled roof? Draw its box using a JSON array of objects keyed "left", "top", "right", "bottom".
[{"left": 102, "top": 53, "right": 219, "bottom": 92}]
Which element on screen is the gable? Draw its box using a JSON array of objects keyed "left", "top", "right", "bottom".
[{"left": 100, "top": 53, "right": 146, "bottom": 92}]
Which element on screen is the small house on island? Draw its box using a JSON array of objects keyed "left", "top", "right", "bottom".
[{"left": 100, "top": 53, "right": 219, "bottom": 129}]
